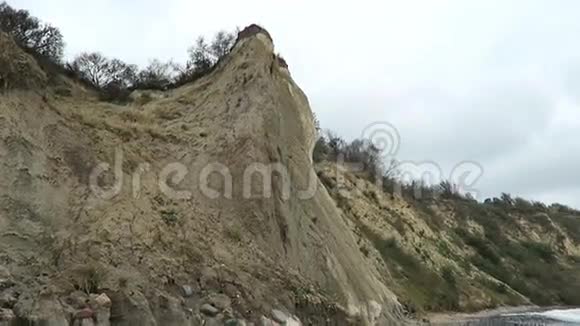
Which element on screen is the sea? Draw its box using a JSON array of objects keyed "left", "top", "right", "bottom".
[{"left": 464, "top": 308, "right": 580, "bottom": 325}]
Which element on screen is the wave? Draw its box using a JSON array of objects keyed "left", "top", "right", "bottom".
[
  {"left": 504, "top": 308, "right": 580, "bottom": 324},
  {"left": 531, "top": 309, "right": 580, "bottom": 323}
]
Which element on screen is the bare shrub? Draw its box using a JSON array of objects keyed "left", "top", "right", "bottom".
[{"left": 70, "top": 52, "right": 137, "bottom": 89}]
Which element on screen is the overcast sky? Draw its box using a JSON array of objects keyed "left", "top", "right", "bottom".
[{"left": 11, "top": 0, "right": 580, "bottom": 207}]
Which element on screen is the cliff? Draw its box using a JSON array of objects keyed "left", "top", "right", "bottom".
[{"left": 0, "top": 26, "right": 407, "bottom": 325}]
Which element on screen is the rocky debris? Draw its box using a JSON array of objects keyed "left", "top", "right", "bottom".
[
  {"left": 204, "top": 315, "right": 226, "bottom": 326},
  {"left": 180, "top": 285, "right": 194, "bottom": 298},
  {"left": 91, "top": 293, "right": 111, "bottom": 308},
  {"left": 65, "top": 291, "right": 90, "bottom": 309},
  {"left": 200, "top": 303, "right": 219, "bottom": 317},
  {"left": 271, "top": 309, "right": 288, "bottom": 323},
  {"left": 225, "top": 319, "right": 247, "bottom": 326},
  {"left": 286, "top": 316, "right": 302, "bottom": 326},
  {"left": 205, "top": 293, "right": 231, "bottom": 310},
  {"left": 200, "top": 267, "right": 219, "bottom": 290},
  {"left": 269, "top": 309, "right": 301, "bottom": 326},
  {"left": 0, "top": 266, "right": 10, "bottom": 279},
  {"left": 0, "top": 308, "right": 15, "bottom": 321},
  {"left": 107, "top": 290, "right": 159, "bottom": 326},
  {"left": 89, "top": 293, "right": 112, "bottom": 326},
  {"left": 0, "top": 266, "right": 14, "bottom": 291},
  {"left": 0, "top": 289, "right": 18, "bottom": 308},
  {"left": 260, "top": 316, "right": 280, "bottom": 326},
  {"left": 72, "top": 306, "right": 97, "bottom": 325},
  {"left": 67, "top": 292, "right": 111, "bottom": 325}
]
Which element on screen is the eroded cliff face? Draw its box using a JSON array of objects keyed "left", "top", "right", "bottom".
[{"left": 0, "top": 27, "right": 407, "bottom": 325}]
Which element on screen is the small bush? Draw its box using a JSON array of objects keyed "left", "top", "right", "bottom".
[
  {"left": 313, "top": 136, "right": 330, "bottom": 163},
  {"left": 438, "top": 180, "right": 462, "bottom": 199},
  {"left": 456, "top": 228, "right": 501, "bottom": 264},
  {"left": 441, "top": 266, "right": 456, "bottom": 287},
  {"left": 99, "top": 81, "right": 132, "bottom": 104},
  {"left": 161, "top": 209, "right": 179, "bottom": 226},
  {"left": 523, "top": 241, "right": 556, "bottom": 263}
]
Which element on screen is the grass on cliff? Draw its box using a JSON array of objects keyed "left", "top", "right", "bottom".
[
  {"left": 361, "top": 225, "right": 460, "bottom": 312},
  {"left": 453, "top": 200, "right": 580, "bottom": 306}
]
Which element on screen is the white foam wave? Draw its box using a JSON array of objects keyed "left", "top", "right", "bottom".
[{"left": 505, "top": 308, "right": 580, "bottom": 323}]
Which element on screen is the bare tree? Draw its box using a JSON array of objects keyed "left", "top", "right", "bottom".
[
  {"left": 70, "top": 52, "right": 137, "bottom": 89},
  {"left": 28, "top": 24, "right": 63, "bottom": 59},
  {"left": 70, "top": 52, "right": 111, "bottom": 88},
  {"left": 0, "top": 2, "right": 64, "bottom": 61},
  {"left": 107, "top": 58, "right": 138, "bottom": 87},
  {"left": 136, "top": 59, "right": 176, "bottom": 90}
]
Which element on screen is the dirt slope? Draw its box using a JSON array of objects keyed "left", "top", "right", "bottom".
[{"left": 0, "top": 27, "right": 409, "bottom": 325}]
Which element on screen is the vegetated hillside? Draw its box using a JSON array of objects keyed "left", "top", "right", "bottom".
[
  {"left": 316, "top": 162, "right": 580, "bottom": 317},
  {"left": 0, "top": 27, "right": 414, "bottom": 325}
]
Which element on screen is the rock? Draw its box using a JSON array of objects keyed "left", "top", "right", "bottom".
[
  {"left": 0, "top": 289, "right": 18, "bottom": 308},
  {"left": 107, "top": 290, "right": 157, "bottom": 326},
  {"left": 200, "top": 303, "right": 219, "bottom": 317},
  {"left": 225, "top": 319, "right": 247, "bottom": 326},
  {"left": 73, "top": 307, "right": 96, "bottom": 324},
  {"left": 271, "top": 309, "right": 288, "bottom": 323},
  {"left": 286, "top": 316, "right": 302, "bottom": 326},
  {"left": 0, "top": 308, "right": 15, "bottom": 321},
  {"left": 206, "top": 293, "right": 231, "bottom": 310},
  {"left": 151, "top": 293, "right": 190, "bottom": 326},
  {"left": 66, "top": 291, "right": 89, "bottom": 308},
  {"left": 223, "top": 283, "right": 240, "bottom": 299},
  {"left": 0, "top": 279, "right": 14, "bottom": 291},
  {"left": 0, "top": 266, "right": 14, "bottom": 290},
  {"left": 180, "top": 285, "right": 193, "bottom": 298},
  {"left": 200, "top": 267, "right": 219, "bottom": 289},
  {"left": 0, "top": 266, "right": 10, "bottom": 279},
  {"left": 88, "top": 293, "right": 112, "bottom": 326},
  {"left": 92, "top": 293, "right": 112, "bottom": 307},
  {"left": 204, "top": 315, "right": 225, "bottom": 326},
  {"left": 260, "top": 316, "right": 280, "bottom": 326}
]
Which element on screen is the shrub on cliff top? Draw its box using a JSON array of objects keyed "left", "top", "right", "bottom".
[{"left": 0, "top": 2, "right": 64, "bottom": 62}]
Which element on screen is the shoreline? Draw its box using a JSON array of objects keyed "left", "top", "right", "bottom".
[{"left": 426, "top": 305, "right": 573, "bottom": 324}]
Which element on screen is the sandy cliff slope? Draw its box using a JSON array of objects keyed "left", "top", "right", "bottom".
[
  {"left": 0, "top": 27, "right": 408, "bottom": 325},
  {"left": 316, "top": 162, "right": 580, "bottom": 319}
]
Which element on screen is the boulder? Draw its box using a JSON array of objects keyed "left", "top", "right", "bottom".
[
  {"left": 0, "top": 308, "right": 15, "bottom": 321},
  {"left": 200, "top": 304, "right": 219, "bottom": 317}
]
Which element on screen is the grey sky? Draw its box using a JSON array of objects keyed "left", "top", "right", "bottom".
[{"left": 10, "top": 0, "right": 580, "bottom": 207}]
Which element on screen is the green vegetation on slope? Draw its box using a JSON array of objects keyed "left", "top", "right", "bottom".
[{"left": 318, "top": 162, "right": 580, "bottom": 314}]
